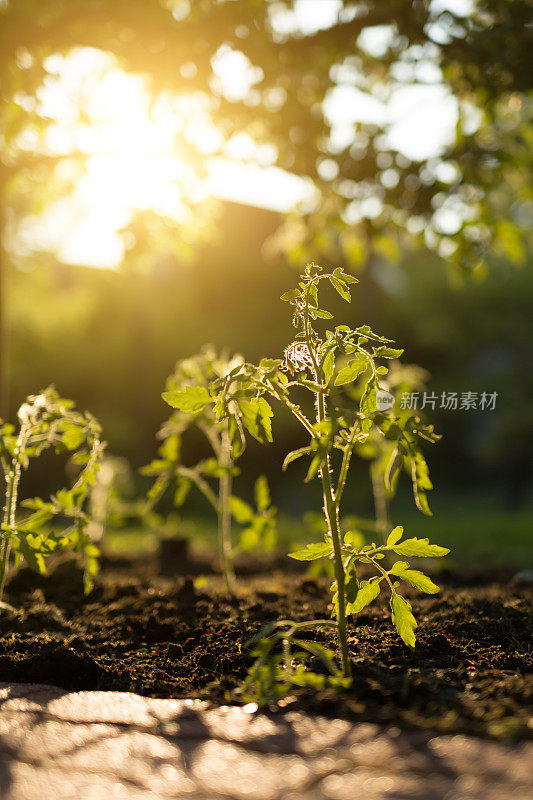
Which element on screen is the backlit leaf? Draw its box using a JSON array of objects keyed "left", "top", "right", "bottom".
[
  {"left": 391, "top": 537, "right": 449, "bottom": 558},
  {"left": 162, "top": 386, "right": 211, "bottom": 413},
  {"left": 348, "top": 578, "right": 382, "bottom": 613},
  {"left": 289, "top": 541, "right": 331, "bottom": 561},
  {"left": 334, "top": 356, "right": 367, "bottom": 386},
  {"left": 391, "top": 593, "right": 417, "bottom": 648}
]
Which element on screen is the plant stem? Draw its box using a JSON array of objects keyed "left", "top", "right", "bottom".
[
  {"left": 320, "top": 444, "right": 351, "bottom": 678},
  {"left": 302, "top": 284, "right": 351, "bottom": 679},
  {"left": 0, "top": 418, "right": 30, "bottom": 600},
  {"left": 218, "top": 427, "right": 236, "bottom": 592}
]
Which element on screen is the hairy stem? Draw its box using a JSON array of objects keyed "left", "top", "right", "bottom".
[
  {"left": 218, "top": 427, "right": 236, "bottom": 592},
  {"left": 0, "top": 418, "right": 30, "bottom": 600},
  {"left": 302, "top": 285, "right": 351, "bottom": 679}
]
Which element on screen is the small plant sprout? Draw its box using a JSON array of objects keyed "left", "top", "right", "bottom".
[
  {"left": 142, "top": 347, "right": 276, "bottom": 591},
  {"left": 180, "top": 265, "right": 449, "bottom": 702},
  {"left": 0, "top": 387, "right": 105, "bottom": 603}
]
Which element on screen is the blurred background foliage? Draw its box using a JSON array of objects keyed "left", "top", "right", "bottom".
[{"left": 1, "top": 0, "right": 532, "bottom": 558}]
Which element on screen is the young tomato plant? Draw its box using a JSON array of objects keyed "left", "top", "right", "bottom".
[
  {"left": 185, "top": 265, "right": 449, "bottom": 702},
  {"left": 0, "top": 387, "right": 104, "bottom": 603},
  {"left": 141, "top": 347, "right": 276, "bottom": 591}
]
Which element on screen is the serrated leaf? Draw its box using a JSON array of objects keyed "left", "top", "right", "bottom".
[
  {"left": 229, "top": 496, "right": 254, "bottom": 524},
  {"left": 333, "top": 268, "right": 358, "bottom": 284},
  {"left": 329, "top": 276, "right": 351, "bottom": 301},
  {"left": 360, "top": 375, "right": 378, "bottom": 415},
  {"left": 392, "top": 567, "right": 440, "bottom": 594},
  {"left": 388, "top": 560, "right": 410, "bottom": 575},
  {"left": 391, "top": 537, "right": 449, "bottom": 558},
  {"left": 280, "top": 288, "right": 300, "bottom": 302},
  {"left": 334, "top": 356, "right": 367, "bottom": 386},
  {"left": 162, "top": 386, "right": 211, "bottom": 412},
  {"left": 373, "top": 346, "right": 404, "bottom": 359},
  {"left": 391, "top": 593, "right": 417, "bottom": 648},
  {"left": 354, "top": 325, "right": 393, "bottom": 343},
  {"left": 322, "top": 349, "right": 335, "bottom": 384},
  {"left": 289, "top": 541, "right": 331, "bottom": 561},
  {"left": 387, "top": 526, "right": 403, "bottom": 547},
  {"left": 311, "top": 307, "right": 333, "bottom": 319},
  {"left": 348, "top": 578, "right": 382, "bottom": 613},
  {"left": 259, "top": 358, "right": 283, "bottom": 371},
  {"left": 61, "top": 424, "right": 86, "bottom": 450},
  {"left": 238, "top": 397, "right": 273, "bottom": 444}
]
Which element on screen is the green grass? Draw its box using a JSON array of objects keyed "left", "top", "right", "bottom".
[{"left": 103, "top": 507, "right": 533, "bottom": 569}]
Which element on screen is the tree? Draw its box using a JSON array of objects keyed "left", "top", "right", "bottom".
[{"left": 1, "top": 0, "right": 532, "bottom": 411}]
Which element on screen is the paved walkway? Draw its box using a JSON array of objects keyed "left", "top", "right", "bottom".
[{"left": 0, "top": 683, "right": 530, "bottom": 799}]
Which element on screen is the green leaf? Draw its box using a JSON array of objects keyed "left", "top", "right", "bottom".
[
  {"left": 238, "top": 397, "right": 273, "bottom": 444},
  {"left": 391, "top": 537, "right": 449, "bottom": 558},
  {"left": 301, "top": 380, "right": 324, "bottom": 393},
  {"left": 360, "top": 375, "right": 378, "bottom": 415},
  {"left": 388, "top": 560, "right": 410, "bottom": 575},
  {"left": 282, "top": 446, "right": 312, "bottom": 471},
  {"left": 61, "top": 423, "right": 86, "bottom": 450},
  {"left": 391, "top": 593, "right": 417, "bottom": 648},
  {"left": 229, "top": 496, "right": 254, "bottom": 524},
  {"left": 254, "top": 475, "right": 271, "bottom": 512},
  {"left": 289, "top": 541, "right": 331, "bottom": 561},
  {"left": 345, "top": 568, "right": 360, "bottom": 603},
  {"left": 305, "top": 453, "right": 324, "bottom": 483},
  {"left": 322, "top": 349, "right": 334, "bottom": 385},
  {"left": 384, "top": 447, "right": 401, "bottom": 494},
  {"left": 19, "top": 539, "right": 46, "bottom": 574},
  {"left": 410, "top": 451, "right": 433, "bottom": 516},
  {"left": 311, "top": 307, "right": 333, "bottom": 319},
  {"left": 348, "top": 578, "right": 382, "bottom": 614},
  {"left": 280, "top": 288, "right": 300, "bottom": 302},
  {"left": 174, "top": 477, "right": 191, "bottom": 508},
  {"left": 390, "top": 565, "right": 440, "bottom": 594},
  {"left": 329, "top": 276, "right": 351, "bottom": 301},
  {"left": 162, "top": 386, "right": 211, "bottom": 412},
  {"left": 386, "top": 526, "right": 403, "bottom": 547},
  {"left": 334, "top": 356, "right": 367, "bottom": 386},
  {"left": 333, "top": 267, "right": 358, "bottom": 284},
  {"left": 259, "top": 358, "right": 283, "bottom": 371},
  {"left": 354, "top": 325, "right": 393, "bottom": 343},
  {"left": 240, "top": 526, "right": 260, "bottom": 551},
  {"left": 373, "top": 346, "right": 404, "bottom": 359}
]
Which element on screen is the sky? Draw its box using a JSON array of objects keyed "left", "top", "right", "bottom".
[{"left": 16, "top": 0, "right": 462, "bottom": 269}]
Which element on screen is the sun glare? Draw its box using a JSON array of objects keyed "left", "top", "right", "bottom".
[{"left": 15, "top": 0, "right": 459, "bottom": 269}]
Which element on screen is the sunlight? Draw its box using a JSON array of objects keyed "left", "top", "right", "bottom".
[
  {"left": 14, "top": 0, "right": 460, "bottom": 269},
  {"left": 19, "top": 47, "right": 313, "bottom": 268}
]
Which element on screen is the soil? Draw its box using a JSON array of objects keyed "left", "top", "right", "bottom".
[{"left": 0, "top": 553, "right": 531, "bottom": 741}]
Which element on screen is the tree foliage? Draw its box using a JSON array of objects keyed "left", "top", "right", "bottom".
[{"left": 0, "top": 0, "right": 531, "bottom": 271}]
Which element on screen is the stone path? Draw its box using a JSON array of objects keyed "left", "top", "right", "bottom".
[{"left": 0, "top": 683, "right": 530, "bottom": 799}]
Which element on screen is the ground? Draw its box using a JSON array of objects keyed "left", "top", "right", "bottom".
[{"left": 0, "top": 553, "right": 530, "bottom": 742}]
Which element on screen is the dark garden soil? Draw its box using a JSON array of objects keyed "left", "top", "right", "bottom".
[{"left": 0, "top": 552, "right": 531, "bottom": 741}]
